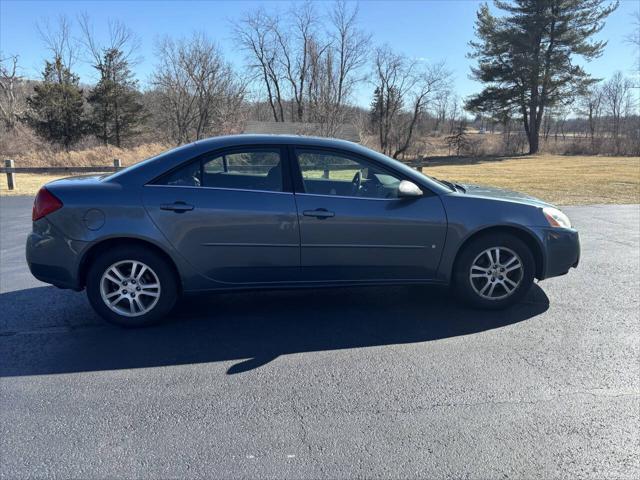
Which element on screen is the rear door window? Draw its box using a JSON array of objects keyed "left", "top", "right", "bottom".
[{"left": 155, "top": 148, "right": 283, "bottom": 192}]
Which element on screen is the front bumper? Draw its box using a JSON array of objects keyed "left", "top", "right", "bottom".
[
  {"left": 26, "top": 220, "right": 87, "bottom": 290},
  {"left": 539, "top": 227, "right": 580, "bottom": 279}
]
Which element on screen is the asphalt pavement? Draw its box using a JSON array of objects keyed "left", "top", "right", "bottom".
[{"left": 1, "top": 195, "right": 639, "bottom": 479}]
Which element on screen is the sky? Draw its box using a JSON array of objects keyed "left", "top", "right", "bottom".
[{"left": 1, "top": 0, "right": 638, "bottom": 107}]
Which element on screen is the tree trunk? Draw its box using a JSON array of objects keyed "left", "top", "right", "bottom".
[{"left": 528, "top": 126, "right": 540, "bottom": 154}]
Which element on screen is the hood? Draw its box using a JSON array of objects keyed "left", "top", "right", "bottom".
[{"left": 460, "top": 183, "right": 553, "bottom": 208}]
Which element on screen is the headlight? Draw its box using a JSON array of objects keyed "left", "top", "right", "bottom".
[{"left": 543, "top": 207, "right": 572, "bottom": 229}]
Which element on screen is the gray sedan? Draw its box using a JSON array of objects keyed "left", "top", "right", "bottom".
[{"left": 26, "top": 135, "right": 580, "bottom": 326}]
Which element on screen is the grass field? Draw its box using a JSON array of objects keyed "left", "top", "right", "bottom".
[
  {"left": 1, "top": 154, "right": 639, "bottom": 205},
  {"left": 422, "top": 155, "right": 639, "bottom": 205}
]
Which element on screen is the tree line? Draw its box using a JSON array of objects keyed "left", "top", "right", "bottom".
[{"left": 0, "top": 0, "right": 638, "bottom": 158}]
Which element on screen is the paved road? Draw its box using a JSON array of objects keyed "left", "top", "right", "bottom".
[{"left": 1, "top": 196, "right": 639, "bottom": 479}]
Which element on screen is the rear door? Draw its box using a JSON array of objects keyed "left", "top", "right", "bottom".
[
  {"left": 143, "top": 146, "right": 300, "bottom": 285},
  {"left": 291, "top": 147, "right": 447, "bottom": 282}
]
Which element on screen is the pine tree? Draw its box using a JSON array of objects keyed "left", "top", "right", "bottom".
[
  {"left": 465, "top": 0, "right": 617, "bottom": 154},
  {"left": 26, "top": 57, "right": 87, "bottom": 150},
  {"left": 87, "top": 48, "right": 145, "bottom": 147},
  {"left": 369, "top": 85, "right": 403, "bottom": 155},
  {"left": 369, "top": 87, "right": 383, "bottom": 128}
]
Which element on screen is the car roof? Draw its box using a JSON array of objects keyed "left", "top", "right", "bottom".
[{"left": 194, "top": 134, "right": 360, "bottom": 149}]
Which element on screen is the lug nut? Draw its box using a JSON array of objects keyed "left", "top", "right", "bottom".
[
  {"left": 131, "top": 293, "right": 136, "bottom": 297},
  {"left": 136, "top": 286, "right": 141, "bottom": 291},
  {"left": 122, "top": 289, "right": 127, "bottom": 294}
]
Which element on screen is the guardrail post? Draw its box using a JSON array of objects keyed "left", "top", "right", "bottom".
[
  {"left": 113, "top": 158, "right": 121, "bottom": 170},
  {"left": 5, "top": 159, "right": 15, "bottom": 190}
]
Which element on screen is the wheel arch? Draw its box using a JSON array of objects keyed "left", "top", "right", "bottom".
[
  {"left": 452, "top": 225, "right": 545, "bottom": 280},
  {"left": 78, "top": 236, "right": 182, "bottom": 292}
]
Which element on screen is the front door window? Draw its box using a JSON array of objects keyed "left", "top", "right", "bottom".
[{"left": 296, "top": 150, "right": 402, "bottom": 199}]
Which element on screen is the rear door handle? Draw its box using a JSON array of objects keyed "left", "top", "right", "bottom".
[
  {"left": 160, "top": 202, "right": 194, "bottom": 213},
  {"left": 303, "top": 208, "right": 335, "bottom": 219}
]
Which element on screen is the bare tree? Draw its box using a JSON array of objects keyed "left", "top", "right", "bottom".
[
  {"left": 275, "top": 2, "right": 317, "bottom": 121},
  {"left": 151, "top": 33, "right": 246, "bottom": 144},
  {"left": 603, "top": 72, "right": 633, "bottom": 151},
  {"left": 445, "top": 119, "right": 472, "bottom": 156},
  {"left": 371, "top": 46, "right": 450, "bottom": 158},
  {"left": 551, "top": 108, "right": 570, "bottom": 142},
  {"left": 307, "top": 0, "right": 369, "bottom": 136},
  {"left": 306, "top": 39, "right": 338, "bottom": 132},
  {"left": 446, "top": 94, "right": 462, "bottom": 134},
  {"left": 579, "top": 84, "right": 604, "bottom": 148},
  {"left": 432, "top": 86, "right": 453, "bottom": 133},
  {"left": 234, "top": 1, "right": 368, "bottom": 131},
  {"left": 0, "top": 54, "right": 26, "bottom": 130},
  {"left": 329, "top": 0, "right": 370, "bottom": 108},
  {"left": 37, "top": 16, "right": 78, "bottom": 73},
  {"left": 79, "top": 14, "right": 140, "bottom": 69},
  {"left": 234, "top": 9, "right": 286, "bottom": 122},
  {"left": 626, "top": 9, "right": 640, "bottom": 75}
]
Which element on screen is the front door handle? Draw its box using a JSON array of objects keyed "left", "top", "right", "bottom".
[
  {"left": 303, "top": 208, "right": 335, "bottom": 219},
  {"left": 160, "top": 202, "right": 194, "bottom": 213}
]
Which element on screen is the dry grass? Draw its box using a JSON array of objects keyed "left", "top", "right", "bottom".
[
  {"left": 2, "top": 150, "right": 639, "bottom": 205},
  {"left": 1, "top": 173, "right": 92, "bottom": 196},
  {"left": 4, "top": 143, "right": 169, "bottom": 168},
  {"left": 422, "top": 154, "right": 640, "bottom": 205},
  {"left": 0, "top": 142, "right": 169, "bottom": 197}
]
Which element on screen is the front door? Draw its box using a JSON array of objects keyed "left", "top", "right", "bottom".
[
  {"left": 292, "top": 147, "right": 447, "bottom": 282},
  {"left": 143, "top": 146, "right": 300, "bottom": 285}
]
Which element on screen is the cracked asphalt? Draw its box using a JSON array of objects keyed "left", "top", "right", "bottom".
[{"left": 1, "top": 196, "right": 639, "bottom": 479}]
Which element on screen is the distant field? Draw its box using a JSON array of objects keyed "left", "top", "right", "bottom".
[
  {"left": 422, "top": 154, "right": 640, "bottom": 205},
  {"left": 2, "top": 154, "right": 639, "bottom": 205}
]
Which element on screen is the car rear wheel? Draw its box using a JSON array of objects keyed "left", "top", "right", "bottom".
[
  {"left": 86, "top": 246, "right": 178, "bottom": 327},
  {"left": 453, "top": 233, "right": 535, "bottom": 309}
]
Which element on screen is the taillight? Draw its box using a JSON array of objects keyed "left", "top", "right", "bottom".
[{"left": 32, "top": 187, "right": 63, "bottom": 221}]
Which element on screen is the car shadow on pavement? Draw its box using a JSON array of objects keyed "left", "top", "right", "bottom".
[{"left": 0, "top": 284, "right": 549, "bottom": 377}]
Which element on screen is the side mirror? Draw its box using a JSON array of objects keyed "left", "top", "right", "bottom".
[{"left": 398, "top": 180, "right": 423, "bottom": 198}]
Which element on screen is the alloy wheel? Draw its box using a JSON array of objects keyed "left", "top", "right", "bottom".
[
  {"left": 469, "top": 246, "right": 524, "bottom": 301},
  {"left": 100, "top": 260, "right": 161, "bottom": 317}
]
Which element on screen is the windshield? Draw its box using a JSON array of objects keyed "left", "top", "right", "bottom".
[{"left": 349, "top": 145, "right": 453, "bottom": 194}]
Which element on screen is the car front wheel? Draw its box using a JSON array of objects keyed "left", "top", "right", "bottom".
[
  {"left": 86, "top": 246, "right": 178, "bottom": 327},
  {"left": 453, "top": 233, "right": 535, "bottom": 309}
]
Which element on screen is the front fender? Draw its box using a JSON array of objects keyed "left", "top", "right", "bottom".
[{"left": 436, "top": 195, "right": 548, "bottom": 282}]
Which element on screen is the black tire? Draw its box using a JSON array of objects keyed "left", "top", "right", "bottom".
[
  {"left": 453, "top": 233, "right": 535, "bottom": 309},
  {"left": 86, "top": 246, "right": 179, "bottom": 327}
]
